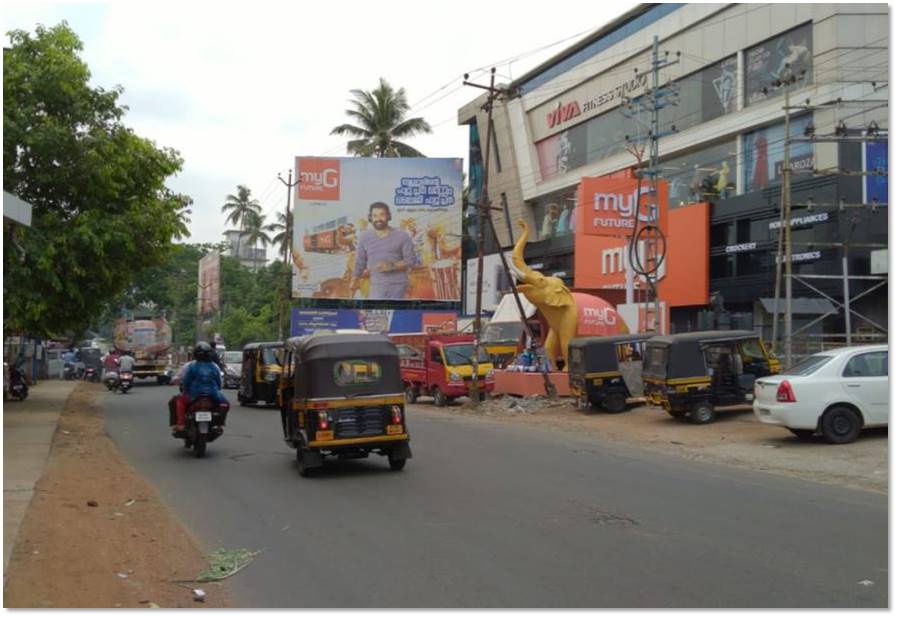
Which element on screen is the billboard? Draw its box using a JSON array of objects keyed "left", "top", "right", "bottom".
[
  {"left": 574, "top": 179, "right": 709, "bottom": 308},
  {"left": 577, "top": 176, "right": 668, "bottom": 237},
  {"left": 291, "top": 308, "right": 457, "bottom": 336},
  {"left": 464, "top": 251, "right": 515, "bottom": 314},
  {"left": 291, "top": 157, "right": 463, "bottom": 301},
  {"left": 863, "top": 141, "right": 888, "bottom": 204},
  {"left": 743, "top": 115, "right": 814, "bottom": 192},
  {"left": 197, "top": 253, "right": 220, "bottom": 315}
]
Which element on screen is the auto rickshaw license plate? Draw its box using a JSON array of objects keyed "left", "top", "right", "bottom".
[
  {"left": 316, "top": 430, "right": 333, "bottom": 441},
  {"left": 386, "top": 425, "right": 403, "bottom": 435}
]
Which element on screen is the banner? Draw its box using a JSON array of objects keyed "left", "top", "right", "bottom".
[
  {"left": 464, "top": 251, "right": 515, "bottom": 314},
  {"left": 578, "top": 176, "right": 668, "bottom": 237},
  {"left": 864, "top": 141, "right": 888, "bottom": 204},
  {"left": 291, "top": 157, "right": 463, "bottom": 301},
  {"left": 291, "top": 308, "right": 457, "bottom": 336},
  {"left": 744, "top": 23, "right": 813, "bottom": 106},
  {"left": 197, "top": 253, "right": 220, "bottom": 315}
]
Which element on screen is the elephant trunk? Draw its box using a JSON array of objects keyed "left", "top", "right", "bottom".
[{"left": 512, "top": 220, "right": 539, "bottom": 284}]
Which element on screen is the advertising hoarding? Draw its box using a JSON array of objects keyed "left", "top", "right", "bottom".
[
  {"left": 744, "top": 23, "right": 813, "bottom": 106},
  {"left": 464, "top": 251, "right": 515, "bottom": 314},
  {"left": 291, "top": 157, "right": 463, "bottom": 302},
  {"left": 743, "top": 115, "right": 814, "bottom": 192},
  {"left": 291, "top": 308, "right": 457, "bottom": 336},
  {"left": 197, "top": 253, "right": 220, "bottom": 315},
  {"left": 863, "top": 141, "right": 888, "bottom": 204},
  {"left": 577, "top": 176, "right": 668, "bottom": 237}
]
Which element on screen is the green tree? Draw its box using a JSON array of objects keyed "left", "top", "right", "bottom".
[
  {"left": 3, "top": 23, "right": 190, "bottom": 337},
  {"left": 265, "top": 210, "right": 293, "bottom": 260},
  {"left": 241, "top": 210, "right": 271, "bottom": 271},
  {"left": 221, "top": 185, "right": 261, "bottom": 258},
  {"left": 330, "top": 77, "right": 432, "bottom": 157}
]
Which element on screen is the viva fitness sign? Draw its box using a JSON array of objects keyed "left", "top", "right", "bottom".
[{"left": 545, "top": 73, "right": 648, "bottom": 130}]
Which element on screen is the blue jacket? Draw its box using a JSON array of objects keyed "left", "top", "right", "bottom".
[{"left": 183, "top": 360, "right": 222, "bottom": 399}]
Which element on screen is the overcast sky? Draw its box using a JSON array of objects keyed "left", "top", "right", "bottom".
[{"left": 4, "top": 0, "right": 638, "bottom": 248}]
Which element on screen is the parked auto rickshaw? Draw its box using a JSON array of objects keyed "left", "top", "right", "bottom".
[
  {"left": 642, "top": 330, "right": 781, "bottom": 424},
  {"left": 237, "top": 341, "right": 284, "bottom": 407},
  {"left": 279, "top": 332, "right": 412, "bottom": 477},
  {"left": 568, "top": 333, "right": 654, "bottom": 413}
]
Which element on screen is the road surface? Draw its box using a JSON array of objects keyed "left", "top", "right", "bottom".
[{"left": 103, "top": 382, "right": 887, "bottom": 608}]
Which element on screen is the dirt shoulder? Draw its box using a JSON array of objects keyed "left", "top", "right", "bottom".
[
  {"left": 411, "top": 396, "right": 888, "bottom": 494},
  {"left": 3, "top": 383, "right": 232, "bottom": 608}
]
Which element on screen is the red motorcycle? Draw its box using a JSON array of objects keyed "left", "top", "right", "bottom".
[{"left": 176, "top": 396, "right": 229, "bottom": 458}]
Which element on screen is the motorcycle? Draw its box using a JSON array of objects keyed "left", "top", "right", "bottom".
[
  {"left": 84, "top": 366, "right": 100, "bottom": 383},
  {"left": 175, "top": 396, "right": 229, "bottom": 458},
  {"left": 104, "top": 370, "right": 119, "bottom": 391},
  {"left": 9, "top": 367, "right": 29, "bottom": 401},
  {"left": 118, "top": 371, "right": 134, "bottom": 394},
  {"left": 63, "top": 362, "right": 75, "bottom": 381}
]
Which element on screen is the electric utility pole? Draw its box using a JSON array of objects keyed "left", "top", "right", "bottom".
[
  {"left": 622, "top": 36, "right": 678, "bottom": 333},
  {"left": 277, "top": 169, "right": 299, "bottom": 341},
  {"left": 463, "top": 68, "right": 502, "bottom": 407}
]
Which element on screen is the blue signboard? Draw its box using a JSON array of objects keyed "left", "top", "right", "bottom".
[
  {"left": 291, "top": 308, "right": 457, "bottom": 336},
  {"left": 864, "top": 141, "right": 888, "bottom": 204}
]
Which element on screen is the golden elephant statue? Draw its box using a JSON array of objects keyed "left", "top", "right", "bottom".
[{"left": 511, "top": 219, "right": 577, "bottom": 371}]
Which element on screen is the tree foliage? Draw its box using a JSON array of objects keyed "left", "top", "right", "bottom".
[
  {"left": 3, "top": 23, "right": 191, "bottom": 337},
  {"left": 220, "top": 184, "right": 261, "bottom": 258},
  {"left": 330, "top": 78, "right": 432, "bottom": 157}
]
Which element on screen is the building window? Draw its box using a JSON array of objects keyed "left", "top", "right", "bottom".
[
  {"left": 743, "top": 114, "right": 814, "bottom": 192},
  {"left": 660, "top": 55, "right": 738, "bottom": 134},
  {"left": 531, "top": 188, "right": 577, "bottom": 240},
  {"left": 710, "top": 254, "right": 735, "bottom": 279},
  {"left": 744, "top": 23, "right": 813, "bottom": 107},
  {"left": 662, "top": 140, "right": 737, "bottom": 206}
]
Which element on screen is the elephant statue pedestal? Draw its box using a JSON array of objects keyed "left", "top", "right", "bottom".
[{"left": 493, "top": 369, "right": 572, "bottom": 397}]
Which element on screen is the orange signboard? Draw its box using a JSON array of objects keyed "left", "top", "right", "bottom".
[
  {"left": 578, "top": 176, "right": 668, "bottom": 237},
  {"left": 574, "top": 175, "right": 709, "bottom": 308},
  {"left": 297, "top": 158, "right": 341, "bottom": 201}
]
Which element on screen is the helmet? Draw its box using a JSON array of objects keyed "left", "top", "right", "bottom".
[{"left": 193, "top": 342, "right": 212, "bottom": 362}]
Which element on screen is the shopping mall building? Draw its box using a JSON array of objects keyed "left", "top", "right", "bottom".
[{"left": 458, "top": 3, "right": 888, "bottom": 347}]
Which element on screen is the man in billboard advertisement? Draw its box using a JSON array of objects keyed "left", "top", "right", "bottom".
[
  {"left": 292, "top": 157, "right": 463, "bottom": 301},
  {"left": 351, "top": 202, "right": 415, "bottom": 299}
]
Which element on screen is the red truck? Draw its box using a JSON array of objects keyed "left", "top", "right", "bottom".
[{"left": 396, "top": 334, "right": 495, "bottom": 406}]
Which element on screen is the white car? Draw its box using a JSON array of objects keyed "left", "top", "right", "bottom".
[{"left": 753, "top": 345, "right": 888, "bottom": 443}]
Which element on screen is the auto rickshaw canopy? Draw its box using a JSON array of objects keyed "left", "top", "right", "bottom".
[
  {"left": 285, "top": 332, "right": 402, "bottom": 398},
  {"left": 644, "top": 330, "right": 763, "bottom": 380},
  {"left": 569, "top": 333, "right": 655, "bottom": 374}
]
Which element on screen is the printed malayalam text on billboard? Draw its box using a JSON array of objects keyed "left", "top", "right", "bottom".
[{"left": 292, "top": 157, "right": 463, "bottom": 301}]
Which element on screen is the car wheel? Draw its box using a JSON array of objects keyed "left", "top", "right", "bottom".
[
  {"left": 689, "top": 401, "right": 716, "bottom": 425},
  {"left": 433, "top": 388, "right": 448, "bottom": 407},
  {"left": 603, "top": 393, "right": 627, "bottom": 414},
  {"left": 788, "top": 428, "right": 816, "bottom": 440},
  {"left": 405, "top": 385, "right": 417, "bottom": 404},
  {"left": 821, "top": 406, "right": 862, "bottom": 444}
]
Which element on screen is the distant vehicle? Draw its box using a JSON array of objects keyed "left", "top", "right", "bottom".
[
  {"left": 222, "top": 350, "right": 242, "bottom": 389},
  {"left": 400, "top": 333, "right": 494, "bottom": 406},
  {"left": 754, "top": 345, "right": 888, "bottom": 443},
  {"left": 113, "top": 315, "right": 173, "bottom": 384},
  {"left": 568, "top": 334, "right": 653, "bottom": 413},
  {"left": 237, "top": 342, "right": 284, "bottom": 407}
]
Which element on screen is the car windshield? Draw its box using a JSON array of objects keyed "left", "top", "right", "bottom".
[
  {"left": 223, "top": 351, "right": 242, "bottom": 364},
  {"left": 444, "top": 344, "right": 490, "bottom": 366},
  {"left": 482, "top": 322, "right": 523, "bottom": 344},
  {"left": 783, "top": 354, "right": 834, "bottom": 376},
  {"left": 262, "top": 348, "right": 282, "bottom": 365}
]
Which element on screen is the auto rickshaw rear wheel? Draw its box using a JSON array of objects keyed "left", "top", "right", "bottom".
[
  {"left": 297, "top": 449, "right": 318, "bottom": 477},
  {"left": 603, "top": 393, "right": 627, "bottom": 414},
  {"left": 689, "top": 401, "right": 716, "bottom": 425},
  {"left": 388, "top": 455, "right": 406, "bottom": 471}
]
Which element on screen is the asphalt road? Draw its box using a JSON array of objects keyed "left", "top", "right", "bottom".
[{"left": 103, "top": 382, "right": 887, "bottom": 608}]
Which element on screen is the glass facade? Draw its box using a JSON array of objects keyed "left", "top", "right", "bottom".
[
  {"left": 661, "top": 140, "right": 737, "bottom": 207},
  {"left": 743, "top": 114, "right": 814, "bottom": 192},
  {"left": 744, "top": 23, "right": 813, "bottom": 107}
]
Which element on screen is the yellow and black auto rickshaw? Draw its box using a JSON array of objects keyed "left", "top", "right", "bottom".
[
  {"left": 643, "top": 330, "right": 781, "bottom": 424},
  {"left": 237, "top": 341, "right": 284, "bottom": 407},
  {"left": 279, "top": 332, "right": 412, "bottom": 477},
  {"left": 568, "top": 333, "right": 654, "bottom": 413}
]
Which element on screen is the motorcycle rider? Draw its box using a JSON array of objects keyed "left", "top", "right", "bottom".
[
  {"left": 209, "top": 340, "right": 225, "bottom": 372},
  {"left": 173, "top": 342, "right": 227, "bottom": 433},
  {"left": 118, "top": 351, "right": 135, "bottom": 375}
]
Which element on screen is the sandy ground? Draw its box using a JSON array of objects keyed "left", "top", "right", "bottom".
[
  {"left": 3, "top": 383, "right": 232, "bottom": 608},
  {"left": 411, "top": 395, "right": 888, "bottom": 494}
]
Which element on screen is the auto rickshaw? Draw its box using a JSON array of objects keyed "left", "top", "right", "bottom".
[
  {"left": 279, "top": 332, "right": 412, "bottom": 477},
  {"left": 568, "top": 333, "right": 654, "bottom": 413},
  {"left": 642, "top": 330, "right": 781, "bottom": 424},
  {"left": 237, "top": 341, "right": 284, "bottom": 407}
]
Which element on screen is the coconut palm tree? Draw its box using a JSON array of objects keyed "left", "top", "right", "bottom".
[
  {"left": 241, "top": 210, "right": 271, "bottom": 271},
  {"left": 265, "top": 210, "right": 293, "bottom": 260},
  {"left": 330, "top": 78, "right": 432, "bottom": 157},
  {"left": 221, "top": 185, "right": 262, "bottom": 258}
]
